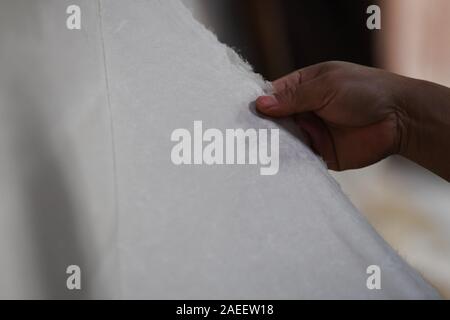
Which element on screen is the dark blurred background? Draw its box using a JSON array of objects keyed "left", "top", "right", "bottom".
[{"left": 186, "top": 0, "right": 375, "bottom": 80}]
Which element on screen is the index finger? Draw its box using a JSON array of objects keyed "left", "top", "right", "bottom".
[{"left": 272, "top": 63, "right": 329, "bottom": 93}]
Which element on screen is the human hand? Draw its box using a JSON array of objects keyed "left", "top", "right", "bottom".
[{"left": 256, "top": 61, "right": 410, "bottom": 171}]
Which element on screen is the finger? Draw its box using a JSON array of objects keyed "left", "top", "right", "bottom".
[
  {"left": 256, "top": 79, "right": 327, "bottom": 117},
  {"left": 295, "top": 113, "right": 340, "bottom": 170},
  {"left": 329, "top": 120, "right": 397, "bottom": 170},
  {"left": 256, "top": 64, "right": 330, "bottom": 117},
  {"left": 272, "top": 63, "right": 326, "bottom": 93}
]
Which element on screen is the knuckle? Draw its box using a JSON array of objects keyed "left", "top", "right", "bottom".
[
  {"left": 295, "top": 70, "right": 304, "bottom": 85},
  {"left": 321, "top": 71, "right": 342, "bottom": 88},
  {"left": 319, "top": 61, "right": 343, "bottom": 71},
  {"left": 275, "top": 76, "right": 301, "bottom": 104}
]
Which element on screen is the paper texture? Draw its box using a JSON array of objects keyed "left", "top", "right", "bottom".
[{"left": 0, "top": 0, "right": 439, "bottom": 299}]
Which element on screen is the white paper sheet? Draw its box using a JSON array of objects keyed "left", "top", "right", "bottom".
[{"left": 0, "top": 0, "right": 440, "bottom": 299}]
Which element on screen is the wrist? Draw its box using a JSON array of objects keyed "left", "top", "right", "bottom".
[{"left": 396, "top": 76, "right": 450, "bottom": 180}]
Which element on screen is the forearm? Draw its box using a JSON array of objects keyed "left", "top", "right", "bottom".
[{"left": 399, "top": 77, "right": 450, "bottom": 181}]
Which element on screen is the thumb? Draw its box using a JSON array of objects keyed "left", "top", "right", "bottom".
[{"left": 256, "top": 65, "right": 328, "bottom": 117}]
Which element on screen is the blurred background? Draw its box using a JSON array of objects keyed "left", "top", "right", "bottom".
[{"left": 183, "top": 0, "right": 450, "bottom": 298}]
